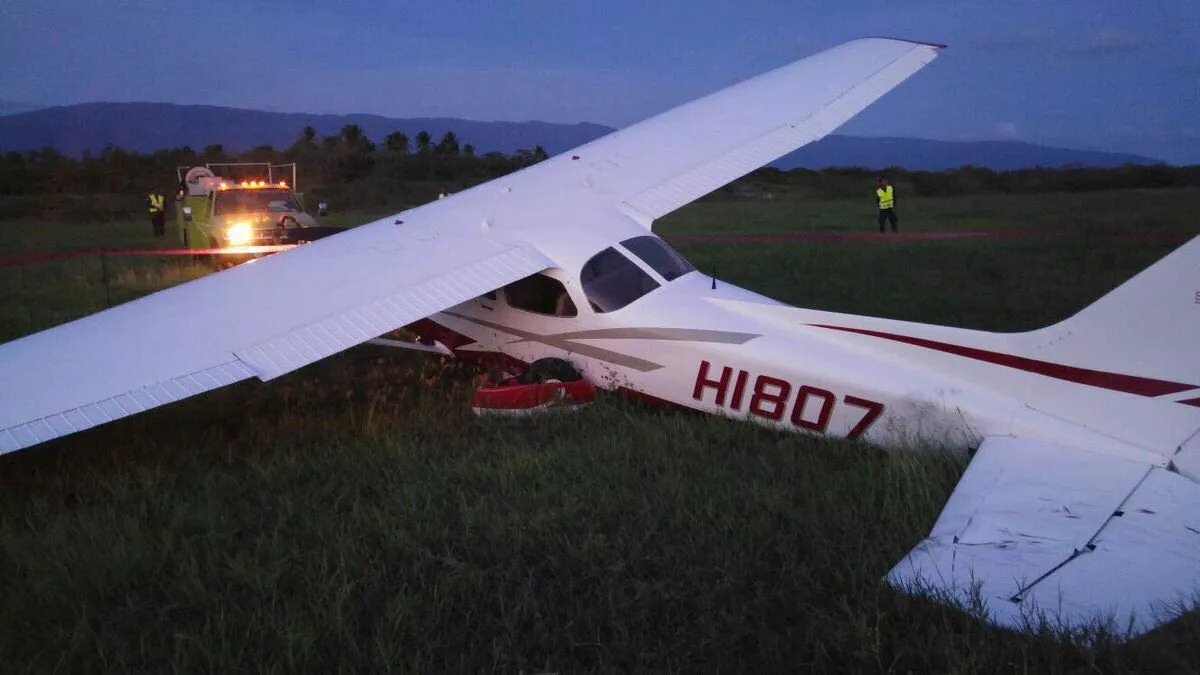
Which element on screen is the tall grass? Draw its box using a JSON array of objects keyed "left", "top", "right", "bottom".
[{"left": 1, "top": 191, "right": 1198, "bottom": 672}]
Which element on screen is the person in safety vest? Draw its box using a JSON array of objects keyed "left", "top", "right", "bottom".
[
  {"left": 875, "top": 175, "right": 898, "bottom": 233},
  {"left": 145, "top": 189, "right": 166, "bottom": 237}
]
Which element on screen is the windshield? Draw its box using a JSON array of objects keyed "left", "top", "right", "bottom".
[
  {"left": 621, "top": 235, "right": 695, "bottom": 281},
  {"left": 213, "top": 188, "right": 301, "bottom": 216},
  {"left": 581, "top": 247, "right": 660, "bottom": 313}
]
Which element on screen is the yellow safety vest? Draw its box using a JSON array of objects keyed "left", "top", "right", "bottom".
[
  {"left": 876, "top": 186, "right": 894, "bottom": 210},
  {"left": 148, "top": 194, "right": 164, "bottom": 213}
]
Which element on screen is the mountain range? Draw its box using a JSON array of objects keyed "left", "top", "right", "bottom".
[
  {"left": 0, "top": 102, "right": 1163, "bottom": 171},
  {"left": 0, "top": 99, "right": 45, "bottom": 117}
]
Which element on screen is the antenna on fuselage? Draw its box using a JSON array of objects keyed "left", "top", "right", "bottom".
[{"left": 711, "top": 261, "right": 717, "bottom": 290}]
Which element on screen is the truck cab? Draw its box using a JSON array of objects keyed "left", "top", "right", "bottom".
[{"left": 175, "top": 163, "right": 339, "bottom": 255}]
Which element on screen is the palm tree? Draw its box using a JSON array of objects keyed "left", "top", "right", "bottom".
[
  {"left": 340, "top": 124, "right": 364, "bottom": 146},
  {"left": 342, "top": 125, "right": 373, "bottom": 151},
  {"left": 288, "top": 126, "right": 317, "bottom": 157},
  {"left": 462, "top": 143, "right": 475, "bottom": 157},
  {"left": 385, "top": 131, "right": 410, "bottom": 154},
  {"left": 338, "top": 124, "right": 375, "bottom": 154},
  {"left": 415, "top": 131, "right": 432, "bottom": 153},
  {"left": 436, "top": 131, "right": 460, "bottom": 155}
]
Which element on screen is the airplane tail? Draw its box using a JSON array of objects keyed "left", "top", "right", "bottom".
[{"left": 1023, "top": 234, "right": 1200, "bottom": 389}]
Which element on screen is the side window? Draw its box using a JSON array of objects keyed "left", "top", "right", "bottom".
[
  {"left": 581, "top": 247, "right": 660, "bottom": 313},
  {"left": 504, "top": 273, "right": 577, "bottom": 317},
  {"left": 621, "top": 235, "right": 696, "bottom": 281}
]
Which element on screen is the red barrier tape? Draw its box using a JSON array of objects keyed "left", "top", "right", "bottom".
[{"left": 0, "top": 245, "right": 296, "bottom": 269}]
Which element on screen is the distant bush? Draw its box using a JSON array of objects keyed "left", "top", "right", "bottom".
[{"left": 0, "top": 194, "right": 140, "bottom": 221}]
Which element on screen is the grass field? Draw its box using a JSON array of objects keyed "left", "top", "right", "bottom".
[{"left": 1, "top": 188, "right": 1199, "bottom": 673}]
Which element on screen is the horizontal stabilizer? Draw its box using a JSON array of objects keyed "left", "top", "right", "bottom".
[{"left": 888, "top": 436, "right": 1200, "bottom": 637}]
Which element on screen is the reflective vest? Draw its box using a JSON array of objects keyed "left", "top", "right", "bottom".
[
  {"left": 148, "top": 194, "right": 164, "bottom": 213},
  {"left": 876, "top": 185, "right": 894, "bottom": 210}
]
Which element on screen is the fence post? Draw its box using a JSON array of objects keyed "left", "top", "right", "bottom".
[{"left": 101, "top": 254, "right": 111, "bottom": 308}]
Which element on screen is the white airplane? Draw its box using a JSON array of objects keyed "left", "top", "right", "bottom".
[{"left": 1, "top": 37, "right": 1198, "bottom": 638}]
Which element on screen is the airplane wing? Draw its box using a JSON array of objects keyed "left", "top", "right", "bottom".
[
  {"left": 422, "top": 38, "right": 941, "bottom": 231},
  {"left": 887, "top": 436, "right": 1200, "bottom": 637},
  {"left": 530, "top": 37, "right": 943, "bottom": 226},
  {"left": 0, "top": 37, "right": 941, "bottom": 453},
  {"left": 0, "top": 220, "right": 554, "bottom": 452}
]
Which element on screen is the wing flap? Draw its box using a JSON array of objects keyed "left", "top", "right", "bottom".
[
  {"left": 236, "top": 245, "right": 547, "bottom": 380},
  {"left": 887, "top": 437, "right": 1200, "bottom": 636}
]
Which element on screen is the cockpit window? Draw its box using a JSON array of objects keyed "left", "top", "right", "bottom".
[
  {"left": 504, "top": 273, "right": 577, "bottom": 317},
  {"left": 581, "top": 247, "right": 660, "bottom": 313},
  {"left": 621, "top": 235, "right": 696, "bottom": 282}
]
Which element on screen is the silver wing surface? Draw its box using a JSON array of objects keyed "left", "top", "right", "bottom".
[
  {"left": 888, "top": 436, "right": 1200, "bottom": 637},
  {"left": 0, "top": 37, "right": 942, "bottom": 452},
  {"left": 0, "top": 224, "right": 553, "bottom": 452},
  {"left": 493, "top": 37, "right": 943, "bottom": 228}
]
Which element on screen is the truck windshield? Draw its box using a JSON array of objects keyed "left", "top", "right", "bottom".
[{"left": 213, "top": 189, "right": 301, "bottom": 215}]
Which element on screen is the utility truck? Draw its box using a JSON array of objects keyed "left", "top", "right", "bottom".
[{"left": 174, "top": 163, "right": 341, "bottom": 260}]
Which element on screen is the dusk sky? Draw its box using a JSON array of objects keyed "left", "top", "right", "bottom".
[{"left": 2, "top": 0, "right": 1198, "bottom": 163}]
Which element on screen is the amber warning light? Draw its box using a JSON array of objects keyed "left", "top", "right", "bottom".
[{"left": 218, "top": 180, "right": 287, "bottom": 190}]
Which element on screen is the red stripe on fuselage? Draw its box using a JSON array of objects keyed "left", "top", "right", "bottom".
[
  {"left": 810, "top": 324, "right": 1197, "bottom": 398},
  {"left": 1179, "top": 397, "right": 1200, "bottom": 408}
]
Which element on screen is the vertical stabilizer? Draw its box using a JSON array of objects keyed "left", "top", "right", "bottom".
[{"left": 1023, "top": 235, "right": 1200, "bottom": 392}]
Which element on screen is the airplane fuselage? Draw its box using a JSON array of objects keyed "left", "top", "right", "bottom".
[{"left": 428, "top": 266, "right": 1183, "bottom": 468}]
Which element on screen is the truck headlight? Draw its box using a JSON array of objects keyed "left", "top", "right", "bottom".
[{"left": 226, "top": 222, "right": 252, "bottom": 246}]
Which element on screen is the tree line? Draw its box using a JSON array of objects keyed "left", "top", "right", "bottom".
[
  {"left": 0, "top": 124, "right": 550, "bottom": 197},
  {"left": 736, "top": 164, "right": 1200, "bottom": 201},
  {"left": 1, "top": 124, "right": 1197, "bottom": 220}
]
